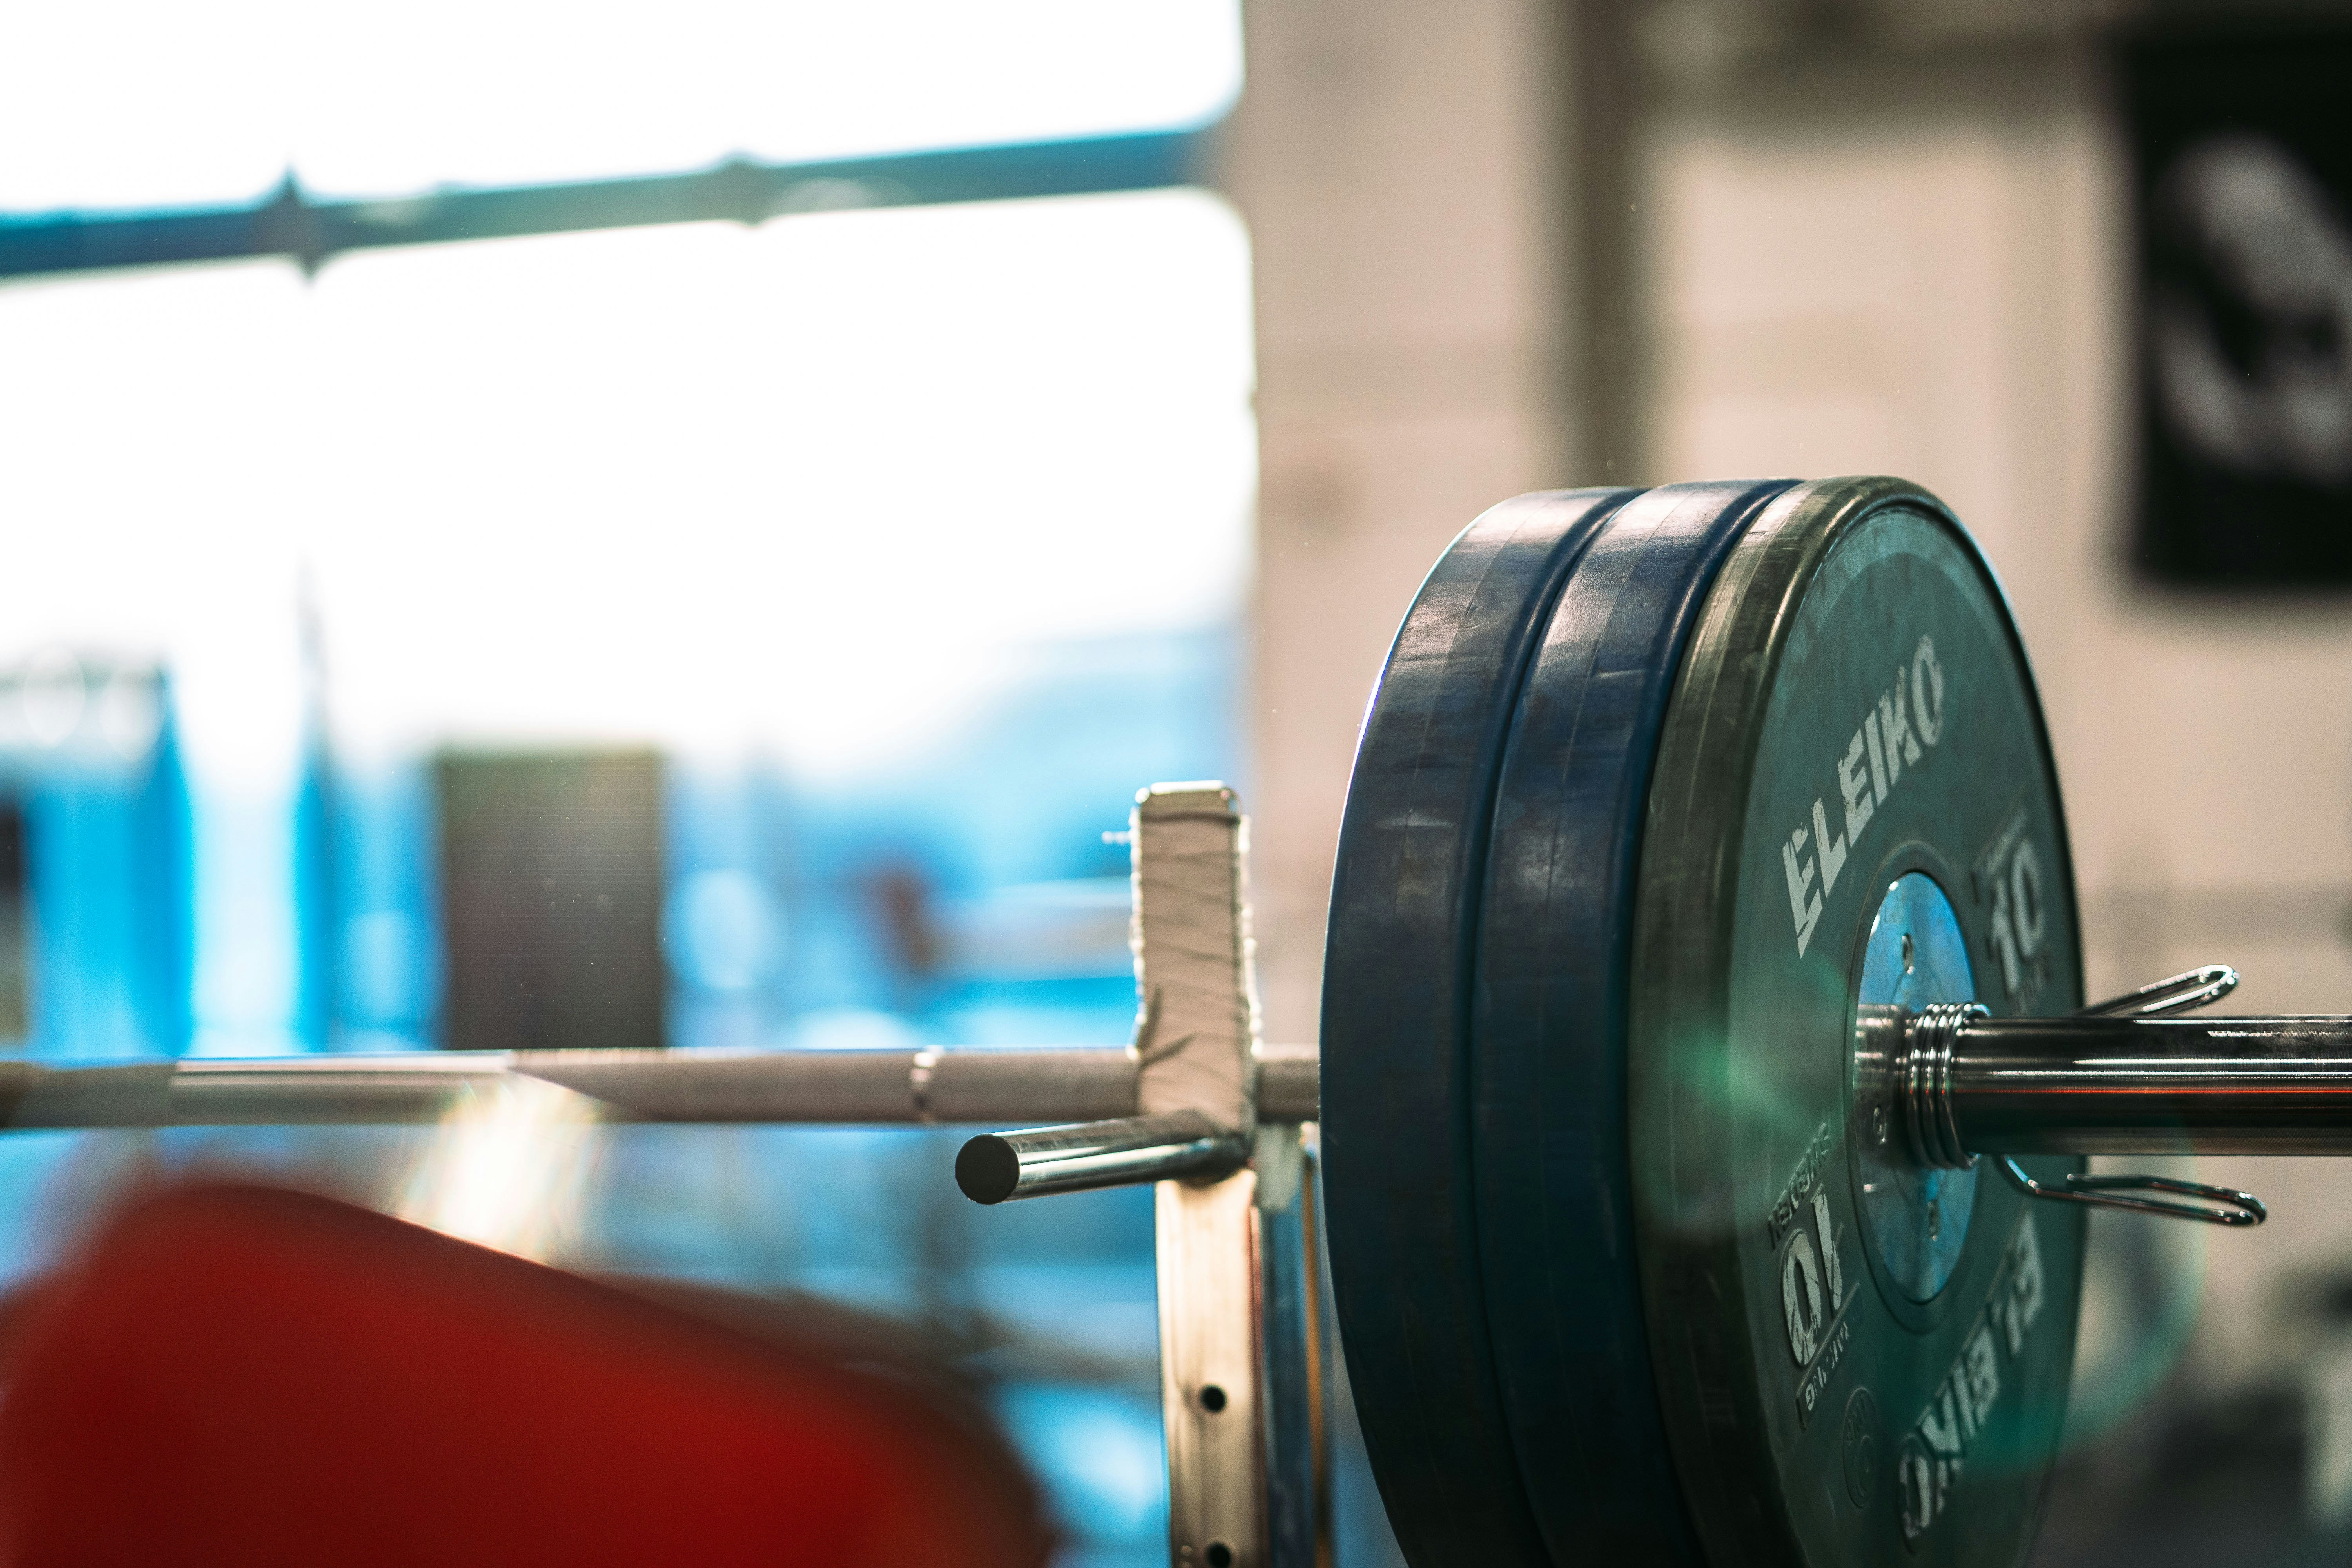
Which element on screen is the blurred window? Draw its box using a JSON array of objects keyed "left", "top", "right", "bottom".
[
  {"left": 0, "top": 11, "right": 1248, "bottom": 1556},
  {"left": 0, "top": 188, "right": 1255, "bottom": 1054}
]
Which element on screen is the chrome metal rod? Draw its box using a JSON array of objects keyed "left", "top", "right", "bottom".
[
  {"left": 1950, "top": 1016, "right": 2352, "bottom": 1154},
  {"left": 955, "top": 1112, "right": 1248, "bottom": 1203},
  {"left": 0, "top": 1046, "right": 1319, "bottom": 1131},
  {"left": 1256, "top": 1047, "right": 1319, "bottom": 1125}
]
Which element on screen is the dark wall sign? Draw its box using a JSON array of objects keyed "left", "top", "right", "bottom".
[
  {"left": 2127, "top": 25, "right": 2352, "bottom": 587},
  {"left": 437, "top": 750, "right": 664, "bottom": 1053}
]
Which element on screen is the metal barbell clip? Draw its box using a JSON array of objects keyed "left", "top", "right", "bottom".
[
  {"left": 2078, "top": 963, "right": 2241, "bottom": 1019},
  {"left": 1989, "top": 1156, "right": 2264, "bottom": 1227},
  {"left": 1889, "top": 964, "right": 2312, "bottom": 1227}
]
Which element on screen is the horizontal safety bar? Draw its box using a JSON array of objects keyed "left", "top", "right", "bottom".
[
  {"left": 0, "top": 1044, "right": 1319, "bottom": 1131},
  {"left": 955, "top": 1112, "right": 1249, "bottom": 1203}
]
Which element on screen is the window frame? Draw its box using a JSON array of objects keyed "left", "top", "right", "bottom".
[{"left": 0, "top": 129, "right": 1207, "bottom": 280}]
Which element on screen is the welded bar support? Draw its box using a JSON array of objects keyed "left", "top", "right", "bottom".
[
  {"left": 1159, "top": 1167, "right": 1267, "bottom": 1568},
  {"left": 1254, "top": 1127, "right": 1325, "bottom": 1568},
  {"left": 1156, "top": 1136, "right": 1320, "bottom": 1568},
  {"left": 1130, "top": 781, "right": 1321, "bottom": 1568}
]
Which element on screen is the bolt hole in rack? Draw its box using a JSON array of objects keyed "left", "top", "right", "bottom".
[{"left": 11, "top": 479, "right": 2352, "bottom": 1567}]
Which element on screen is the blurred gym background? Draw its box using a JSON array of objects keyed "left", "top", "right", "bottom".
[{"left": 2, "top": 1, "right": 2349, "bottom": 1563}]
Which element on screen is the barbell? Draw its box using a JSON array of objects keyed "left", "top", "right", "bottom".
[
  {"left": 1317, "top": 475, "right": 2333, "bottom": 1568},
  {"left": 6, "top": 475, "right": 2351, "bottom": 1568}
]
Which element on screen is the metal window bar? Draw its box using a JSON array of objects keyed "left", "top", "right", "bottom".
[{"left": 0, "top": 128, "right": 1206, "bottom": 281}]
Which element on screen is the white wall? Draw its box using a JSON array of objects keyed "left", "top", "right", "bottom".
[
  {"left": 1223, "top": 0, "right": 1577, "bottom": 1046},
  {"left": 1645, "top": 49, "right": 2352, "bottom": 1392}
]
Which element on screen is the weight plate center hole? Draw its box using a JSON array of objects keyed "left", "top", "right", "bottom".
[{"left": 1853, "top": 871, "right": 1982, "bottom": 1303}]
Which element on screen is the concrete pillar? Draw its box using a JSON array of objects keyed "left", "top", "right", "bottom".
[{"left": 1221, "top": 0, "right": 1580, "bottom": 1045}]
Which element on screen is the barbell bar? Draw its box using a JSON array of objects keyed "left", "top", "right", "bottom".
[
  {"left": 0, "top": 1044, "right": 1319, "bottom": 1132},
  {"left": 8, "top": 993, "right": 2345, "bottom": 1178}
]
